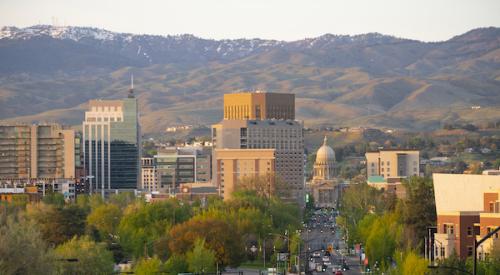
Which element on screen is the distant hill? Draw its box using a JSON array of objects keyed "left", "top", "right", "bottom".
[{"left": 0, "top": 25, "right": 499, "bottom": 134}]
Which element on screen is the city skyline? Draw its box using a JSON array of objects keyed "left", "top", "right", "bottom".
[{"left": 0, "top": 0, "right": 499, "bottom": 42}]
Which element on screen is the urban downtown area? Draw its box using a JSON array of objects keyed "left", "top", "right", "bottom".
[
  {"left": 2, "top": 88, "right": 500, "bottom": 275},
  {"left": 1, "top": 1, "right": 500, "bottom": 274}
]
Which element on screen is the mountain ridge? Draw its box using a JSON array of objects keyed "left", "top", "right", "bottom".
[{"left": 0, "top": 25, "right": 499, "bottom": 134}]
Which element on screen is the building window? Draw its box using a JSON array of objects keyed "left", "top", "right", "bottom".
[
  {"left": 467, "top": 246, "right": 473, "bottom": 256},
  {"left": 441, "top": 247, "right": 445, "bottom": 257},
  {"left": 387, "top": 161, "right": 390, "bottom": 165},
  {"left": 467, "top": 226, "right": 473, "bottom": 236},
  {"left": 490, "top": 202, "right": 494, "bottom": 212},
  {"left": 381, "top": 161, "right": 384, "bottom": 166}
]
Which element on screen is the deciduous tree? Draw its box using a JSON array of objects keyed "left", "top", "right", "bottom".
[
  {"left": 186, "top": 239, "right": 216, "bottom": 273},
  {"left": 54, "top": 236, "right": 114, "bottom": 275},
  {"left": 0, "top": 217, "right": 55, "bottom": 275}
]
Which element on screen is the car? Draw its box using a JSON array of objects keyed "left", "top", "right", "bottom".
[
  {"left": 322, "top": 256, "right": 330, "bottom": 262},
  {"left": 335, "top": 271, "right": 343, "bottom": 275},
  {"left": 312, "top": 251, "right": 321, "bottom": 257},
  {"left": 323, "top": 261, "right": 332, "bottom": 266}
]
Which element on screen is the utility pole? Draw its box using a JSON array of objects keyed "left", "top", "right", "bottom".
[{"left": 474, "top": 226, "right": 500, "bottom": 275}]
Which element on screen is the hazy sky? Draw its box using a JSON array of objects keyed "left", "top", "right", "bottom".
[{"left": 1, "top": 0, "right": 499, "bottom": 41}]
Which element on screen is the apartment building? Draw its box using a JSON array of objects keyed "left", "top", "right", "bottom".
[
  {"left": 0, "top": 124, "right": 75, "bottom": 180},
  {"left": 433, "top": 172, "right": 500, "bottom": 260}
]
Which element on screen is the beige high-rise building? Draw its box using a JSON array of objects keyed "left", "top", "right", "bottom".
[
  {"left": 365, "top": 149, "right": 420, "bottom": 179},
  {"left": 0, "top": 124, "right": 75, "bottom": 180},
  {"left": 141, "top": 157, "right": 157, "bottom": 191},
  {"left": 214, "top": 149, "right": 275, "bottom": 200},
  {"left": 223, "top": 92, "right": 295, "bottom": 120},
  {"left": 212, "top": 119, "right": 304, "bottom": 202}
]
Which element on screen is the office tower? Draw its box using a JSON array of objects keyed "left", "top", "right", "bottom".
[
  {"left": 155, "top": 146, "right": 212, "bottom": 190},
  {"left": 212, "top": 119, "right": 304, "bottom": 202},
  {"left": 365, "top": 149, "right": 420, "bottom": 179},
  {"left": 82, "top": 79, "right": 140, "bottom": 192},
  {"left": 214, "top": 148, "right": 275, "bottom": 200},
  {"left": 223, "top": 91, "right": 295, "bottom": 120},
  {"left": 0, "top": 124, "right": 75, "bottom": 180}
]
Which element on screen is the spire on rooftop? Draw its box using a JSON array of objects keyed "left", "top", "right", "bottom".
[{"left": 128, "top": 74, "right": 135, "bottom": 98}]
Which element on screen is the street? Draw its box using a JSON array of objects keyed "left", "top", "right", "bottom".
[{"left": 302, "top": 210, "right": 363, "bottom": 275}]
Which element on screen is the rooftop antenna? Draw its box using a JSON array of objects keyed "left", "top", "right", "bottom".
[{"left": 128, "top": 74, "right": 135, "bottom": 98}]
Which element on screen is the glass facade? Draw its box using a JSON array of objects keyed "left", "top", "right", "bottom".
[{"left": 83, "top": 97, "right": 140, "bottom": 190}]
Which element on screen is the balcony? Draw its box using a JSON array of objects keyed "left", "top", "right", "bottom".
[{"left": 434, "top": 232, "right": 457, "bottom": 259}]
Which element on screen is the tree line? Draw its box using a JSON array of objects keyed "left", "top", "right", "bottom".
[{"left": 0, "top": 189, "right": 302, "bottom": 274}]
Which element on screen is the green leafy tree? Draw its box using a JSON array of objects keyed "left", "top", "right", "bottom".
[
  {"left": 118, "top": 199, "right": 191, "bottom": 258},
  {"left": 25, "top": 203, "right": 86, "bottom": 245},
  {"left": 135, "top": 256, "right": 163, "bottom": 275},
  {"left": 391, "top": 249, "right": 428, "bottom": 275},
  {"left": 339, "top": 183, "right": 385, "bottom": 246},
  {"left": 400, "top": 177, "right": 436, "bottom": 249},
  {"left": 465, "top": 242, "right": 500, "bottom": 275},
  {"left": 87, "top": 203, "right": 122, "bottom": 240},
  {"left": 364, "top": 213, "right": 402, "bottom": 267},
  {"left": 0, "top": 217, "right": 55, "bottom": 275},
  {"left": 54, "top": 236, "right": 114, "bottom": 275},
  {"left": 169, "top": 215, "right": 245, "bottom": 267},
  {"left": 42, "top": 192, "right": 65, "bottom": 207},
  {"left": 186, "top": 239, "right": 216, "bottom": 273},
  {"left": 164, "top": 254, "right": 189, "bottom": 274}
]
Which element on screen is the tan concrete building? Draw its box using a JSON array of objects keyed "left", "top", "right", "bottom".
[
  {"left": 223, "top": 92, "right": 295, "bottom": 120},
  {"left": 0, "top": 124, "right": 75, "bottom": 180},
  {"left": 141, "top": 157, "right": 157, "bottom": 191},
  {"left": 367, "top": 176, "right": 407, "bottom": 199},
  {"left": 212, "top": 119, "right": 304, "bottom": 202},
  {"left": 433, "top": 173, "right": 500, "bottom": 260},
  {"left": 214, "top": 149, "right": 275, "bottom": 200},
  {"left": 307, "top": 136, "right": 340, "bottom": 208},
  {"left": 365, "top": 149, "right": 420, "bottom": 179}
]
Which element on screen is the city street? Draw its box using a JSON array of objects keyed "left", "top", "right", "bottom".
[{"left": 301, "top": 211, "right": 363, "bottom": 275}]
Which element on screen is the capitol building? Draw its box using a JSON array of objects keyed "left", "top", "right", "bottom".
[{"left": 307, "top": 136, "right": 340, "bottom": 209}]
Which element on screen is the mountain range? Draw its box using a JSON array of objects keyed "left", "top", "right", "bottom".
[{"left": 0, "top": 25, "right": 499, "bottom": 134}]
